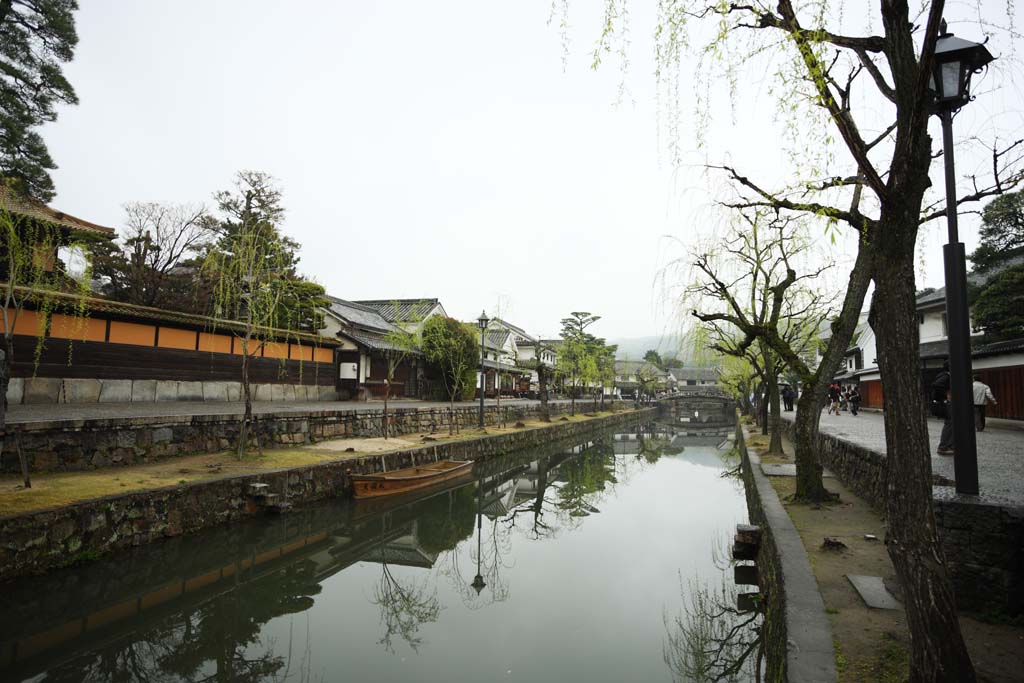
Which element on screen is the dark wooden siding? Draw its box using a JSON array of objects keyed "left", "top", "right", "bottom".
[
  {"left": 861, "top": 379, "right": 884, "bottom": 409},
  {"left": 977, "top": 365, "right": 1024, "bottom": 420},
  {"left": 11, "top": 336, "right": 334, "bottom": 386}
]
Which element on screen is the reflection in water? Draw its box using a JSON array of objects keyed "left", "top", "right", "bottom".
[
  {"left": 664, "top": 538, "right": 763, "bottom": 682},
  {"left": 1, "top": 422, "right": 749, "bottom": 683}
]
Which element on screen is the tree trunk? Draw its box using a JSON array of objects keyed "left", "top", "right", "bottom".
[
  {"left": 0, "top": 345, "right": 30, "bottom": 487},
  {"left": 871, "top": 224, "right": 975, "bottom": 681},
  {"left": 788, "top": 232, "right": 875, "bottom": 502},
  {"left": 383, "top": 379, "right": 389, "bottom": 440},
  {"left": 570, "top": 370, "right": 576, "bottom": 416},
  {"left": 539, "top": 366, "right": 550, "bottom": 422},
  {"left": 764, "top": 349, "right": 784, "bottom": 454},
  {"left": 238, "top": 334, "right": 252, "bottom": 459}
]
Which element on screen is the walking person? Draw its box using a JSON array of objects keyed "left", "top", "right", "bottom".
[
  {"left": 849, "top": 386, "right": 861, "bottom": 416},
  {"left": 972, "top": 374, "right": 997, "bottom": 432},
  {"left": 932, "top": 361, "right": 954, "bottom": 455},
  {"left": 827, "top": 383, "right": 842, "bottom": 415}
]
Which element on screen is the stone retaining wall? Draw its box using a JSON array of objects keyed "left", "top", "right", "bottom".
[
  {"left": 781, "top": 420, "right": 1024, "bottom": 616},
  {"left": 737, "top": 420, "right": 837, "bottom": 683},
  {"left": 7, "top": 377, "right": 337, "bottom": 405},
  {"left": 0, "top": 408, "right": 655, "bottom": 582},
  {"left": 2, "top": 400, "right": 610, "bottom": 473}
]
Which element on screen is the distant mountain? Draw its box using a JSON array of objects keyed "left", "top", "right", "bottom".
[{"left": 608, "top": 335, "right": 692, "bottom": 362}]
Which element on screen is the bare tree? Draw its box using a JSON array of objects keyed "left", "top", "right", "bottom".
[{"left": 92, "top": 202, "right": 213, "bottom": 310}]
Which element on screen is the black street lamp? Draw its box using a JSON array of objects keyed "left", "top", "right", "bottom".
[
  {"left": 929, "top": 19, "right": 994, "bottom": 496},
  {"left": 477, "top": 311, "right": 490, "bottom": 429}
]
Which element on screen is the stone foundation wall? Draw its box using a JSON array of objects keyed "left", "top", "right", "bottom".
[
  {"left": 7, "top": 377, "right": 338, "bottom": 405},
  {"left": 0, "top": 408, "right": 655, "bottom": 582},
  {"left": 736, "top": 423, "right": 787, "bottom": 683},
  {"left": 1, "top": 400, "right": 612, "bottom": 473},
  {"left": 781, "top": 419, "right": 1024, "bottom": 616}
]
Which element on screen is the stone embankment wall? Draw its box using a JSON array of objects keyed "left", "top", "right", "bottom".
[
  {"left": 782, "top": 421, "right": 1023, "bottom": 616},
  {"left": 737, "top": 420, "right": 837, "bottom": 683},
  {"left": 0, "top": 408, "right": 655, "bottom": 582},
  {"left": 7, "top": 377, "right": 338, "bottom": 406},
  {"left": 2, "top": 401, "right": 610, "bottom": 474}
]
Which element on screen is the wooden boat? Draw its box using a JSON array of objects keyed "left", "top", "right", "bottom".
[{"left": 349, "top": 460, "right": 474, "bottom": 499}]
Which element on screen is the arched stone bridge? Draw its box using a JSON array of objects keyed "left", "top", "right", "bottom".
[{"left": 657, "top": 389, "right": 736, "bottom": 427}]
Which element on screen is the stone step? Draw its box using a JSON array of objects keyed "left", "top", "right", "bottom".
[
  {"left": 734, "top": 565, "right": 759, "bottom": 586},
  {"left": 248, "top": 482, "right": 270, "bottom": 495},
  {"left": 733, "top": 541, "right": 758, "bottom": 562}
]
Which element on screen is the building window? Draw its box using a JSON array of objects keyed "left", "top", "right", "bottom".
[{"left": 917, "top": 313, "right": 924, "bottom": 325}]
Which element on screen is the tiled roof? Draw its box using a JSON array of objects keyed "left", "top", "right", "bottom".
[
  {"left": 325, "top": 296, "right": 397, "bottom": 333},
  {"left": 0, "top": 185, "right": 114, "bottom": 237},
  {"left": 671, "top": 366, "right": 720, "bottom": 381},
  {"left": 491, "top": 318, "right": 536, "bottom": 343},
  {"left": 918, "top": 335, "right": 1024, "bottom": 360},
  {"left": 354, "top": 299, "right": 441, "bottom": 323},
  {"left": 345, "top": 329, "right": 421, "bottom": 354},
  {"left": 486, "top": 328, "right": 511, "bottom": 350}
]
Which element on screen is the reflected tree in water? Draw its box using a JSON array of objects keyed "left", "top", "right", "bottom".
[
  {"left": 556, "top": 439, "right": 618, "bottom": 522},
  {"left": 663, "top": 541, "right": 763, "bottom": 683},
  {"left": 371, "top": 561, "right": 442, "bottom": 654}
]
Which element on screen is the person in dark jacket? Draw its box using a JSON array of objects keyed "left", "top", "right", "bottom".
[
  {"left": 848, "top": 386, "right": 861, "bottom": 415},
  {"left": 932, "top": 361, "right": 954, "bottom": 455}
]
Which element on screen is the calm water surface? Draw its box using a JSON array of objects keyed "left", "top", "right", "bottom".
[{"left": 2, "top": 424, "right": 751, "bottom": 682}]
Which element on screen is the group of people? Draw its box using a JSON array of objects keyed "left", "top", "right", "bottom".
[
  {"left": 932, "top": 362, "right": 999, "bottom": 455},
  {"left": 825, "top": 383, "right": 861, "bottom": 416},
  {"left": 779, "top": 383, "right": 862, "bottom": 415}
]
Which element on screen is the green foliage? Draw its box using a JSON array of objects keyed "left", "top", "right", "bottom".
[
  {"left": 643, "top": 349, "right": 663, "bottom": 369},
  {"left": 204, "top": 172, "right": 326, "bottom": 333},
  {"left": 421, "top": 316, "right": 479, "bottom": 404},
  {"left": 0, "top": 0, "right": 80, "bottom": 202},
  {"left": 970, "top": 191, "right": 1024, "bottom": 272},
  {"left": 972, "top": 263, "right": 1024, "bottom": 341}
]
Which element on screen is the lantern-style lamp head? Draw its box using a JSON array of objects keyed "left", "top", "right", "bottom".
[
  {"left": 477, "top": 311, "right": 490, "bottom": 331},
  {"left": 929, "top": 19, "right": 995, "bottom": 111},
  {"left": 471, "top": 573, "right": 486, "bottom": 595}
]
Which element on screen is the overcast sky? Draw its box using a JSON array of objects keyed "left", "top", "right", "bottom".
[{"left": 41, "top": 2, "right": 1022, "bottom": 346}]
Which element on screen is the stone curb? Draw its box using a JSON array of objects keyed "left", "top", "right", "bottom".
[{"left": 737, "top": 423, "right": 837, "bottom": 683}]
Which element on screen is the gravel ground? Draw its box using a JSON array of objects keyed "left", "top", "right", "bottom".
[{"left": 805, "top": 409, "right": 1024, "bottom": 504}]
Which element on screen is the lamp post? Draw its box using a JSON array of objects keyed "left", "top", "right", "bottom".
[
  {"left": 477, "top": 311, "right": 489, "bottom": 429},
  {"left": 928, "top": 19, "right": 994, "bottom": 496}
]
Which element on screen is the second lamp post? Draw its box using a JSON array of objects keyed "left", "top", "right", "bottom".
[{"left": 477, "top": 311, "right": 489, "bottom": 428}]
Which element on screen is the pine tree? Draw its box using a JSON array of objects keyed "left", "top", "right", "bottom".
[{"left": 0, "top": 0, "right": 80, "bottom": 202}]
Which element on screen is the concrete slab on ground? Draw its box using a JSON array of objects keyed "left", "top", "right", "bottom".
[{"left": 846, "top": 574, "right": 900, "bottom": 610}]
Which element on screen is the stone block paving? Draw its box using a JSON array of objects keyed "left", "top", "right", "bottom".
[{"left": 812, "top": 410, "right": 1024, "bottom": 505}]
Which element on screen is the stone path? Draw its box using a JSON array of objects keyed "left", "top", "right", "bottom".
[{"left": 809, "top": 410, "right": 1024, "bottom": 504}]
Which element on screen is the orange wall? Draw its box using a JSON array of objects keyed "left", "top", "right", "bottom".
[
  {"left": 3, "top": 309, "right": 44, "bottom": 337},
  {"left": 263, "top": 341, "right": 289, "bottom": 359},
  {"left": 6, "top": 309, "right": 334, "bottom": 365},
  {"left": 108, "top": 321, "right": 156, "bottom": 346},
  {"left": 157, "top": 326, "right": 197, "bottom": 350},
  {"left": 290, "top": 343, "right": 313, "bottom": 361},
  {"left": 49, "top": 314, "right": 107, "bottom": 343},
  {"left": 198, "top": 332, "right": 233, "bottom": 354}
]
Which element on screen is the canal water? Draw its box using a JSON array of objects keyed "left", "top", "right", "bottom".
[{"left": 1, "top": 422, "right": 754, "bottom": 682}]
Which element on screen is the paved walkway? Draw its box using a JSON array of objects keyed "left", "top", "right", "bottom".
[
  {"left": 804, "top": 410, "right": 1024, "bottom": 504},
  {"left": 3, "top": 397, "right": 618, "bottom": 425}
]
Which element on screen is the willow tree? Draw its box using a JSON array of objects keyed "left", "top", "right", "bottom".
[
  {"left": 1, "top": 199, "right": 92, "bottom": 487},
  {"left": 578, "top": 1, "right": 1024, "bottom": 678},
  {"left": 204, "top": 172, "right": 295, "bottom": 458},
  {"left": 381, "top": 304, "right": 421, "bottom": 440},
  {"left": 687, "top": 212, "right": 836, "bottom": 472}
]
